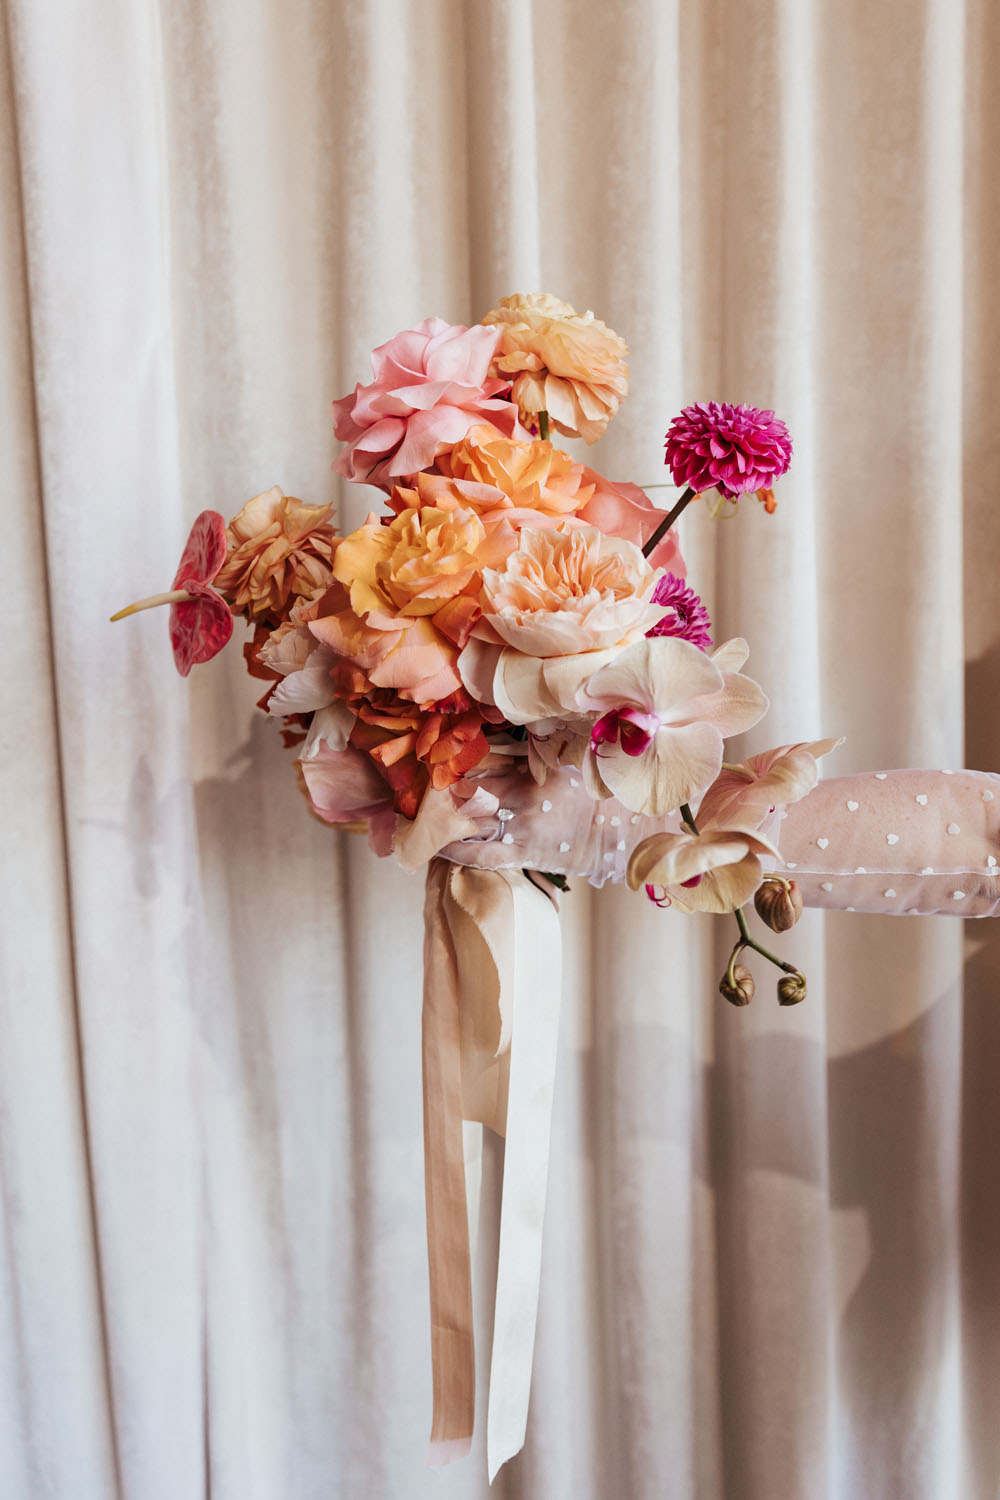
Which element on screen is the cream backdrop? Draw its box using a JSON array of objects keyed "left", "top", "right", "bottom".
[{"left": 3, "top": 0, "right": 1000, "bottom": 1497}]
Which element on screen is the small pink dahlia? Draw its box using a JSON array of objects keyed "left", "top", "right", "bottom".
[
  {"left": 664, "top": 401, "right": 792, "bottom": 500},
  {"left": 646, "top": 573, "right": 713, "bottom": 651}
]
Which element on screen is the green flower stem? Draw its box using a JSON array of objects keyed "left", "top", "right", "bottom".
[
  {"left": 725, "top": 941, "right": 746, "bottom": 989},
  {"left": 734, "top": 905, "right": 800, "bottom": 975},
  {"left": 538, "top": 410, "right": 550, "bottom": 442},
  {"left": 641, "top": 485, "right": 696, "bottom": 558}
]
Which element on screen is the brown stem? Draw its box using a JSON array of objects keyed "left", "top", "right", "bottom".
[
  {"left": 538, "top": 409, "right": 550, "bottom": 442},
  {"left": 641, "top": 486, "right": 696, "bottom": 558}
]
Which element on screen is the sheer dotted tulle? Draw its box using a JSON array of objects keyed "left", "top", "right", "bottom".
[
  {"left": 439, "top": 761, "right": 1000, "bottom": 912},
  {"left": 779, "top": 769, "right": 1000, "bottom": 916}
]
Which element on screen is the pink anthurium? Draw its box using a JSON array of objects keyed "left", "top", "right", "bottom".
[{"left": 110, "top": 510, "right": 233, "bottom": 676}]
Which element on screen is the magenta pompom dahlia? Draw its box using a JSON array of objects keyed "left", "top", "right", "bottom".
[
  {"left": 664, "top": 401, "right": 792, "bottom": 500},
  {"left": 646, "top": 573, "right": 713, "bottom": 651}
]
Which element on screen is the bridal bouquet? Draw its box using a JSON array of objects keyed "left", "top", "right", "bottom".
[
  {"left": 115, "top": 292, "right": 832, "bottom": 998},
  {"left": 113, "top": 292, "right": 1000, "bottom": 1476}
]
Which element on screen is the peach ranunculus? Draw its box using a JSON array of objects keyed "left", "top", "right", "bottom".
[
  {"left": 331, "top": 318, "right": 524, "bottom": 488},
  {"left": 482, "top": 293, "right": 629, "bottom": 444},
  {"left": 479, "top": 524, "right": 660, "bottom": 657},
  {"left": 214, "top": 487, "right": 338, "bottom": 623}
]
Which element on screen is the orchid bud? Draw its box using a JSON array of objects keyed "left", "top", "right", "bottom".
[
  {"left": 777, "top": 972, "right": 807, "bottom": 1006},
  {"left": 754, "top": 877, "right": 803, "bottom": 933},
  {"left": 719, "top": 964, "right": 755, "bottom": 1007}
]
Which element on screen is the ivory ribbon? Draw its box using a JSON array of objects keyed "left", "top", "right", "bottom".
[{"left": 422, "top": 858, "right": 563, "bottom": 1477}]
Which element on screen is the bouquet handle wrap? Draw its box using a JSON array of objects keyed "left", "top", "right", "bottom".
[{"left": 422, "top": 859, "right": 562, "bottom": 1476}]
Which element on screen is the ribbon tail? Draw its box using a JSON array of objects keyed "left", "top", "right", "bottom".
[
  {"left": 422, "top": 859, "right": 475, "bottom": 1464},
  {"left": 486, "top": 872, "right": 563, "bottom": 1481}
]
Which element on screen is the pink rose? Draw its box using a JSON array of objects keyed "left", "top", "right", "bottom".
[
  {"left": 332, "top": 318, "right": 524, "bottom": 487},
  {"left": 577, "top": 470, "right": 686, "bottom": 574}
]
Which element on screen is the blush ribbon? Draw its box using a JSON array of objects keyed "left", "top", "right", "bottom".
[{"left": 422, "top": 859, "right": 563, "bottom": 1478}]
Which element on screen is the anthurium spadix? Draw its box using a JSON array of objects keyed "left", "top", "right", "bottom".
[{"left": 581, "top": 636, "right": 768, "bottom": 816}]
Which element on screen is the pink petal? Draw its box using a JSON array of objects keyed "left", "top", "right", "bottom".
[
  {"left": 171, "top": 510, "right": 228, "bottom": 589},
  {"left": 169, "top": 582, "right": 233, "bottom": 677}
]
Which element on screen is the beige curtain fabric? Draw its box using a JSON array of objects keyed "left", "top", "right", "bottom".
[{"left": 3, "top": 0, "right": 999, "bottom": 1495}]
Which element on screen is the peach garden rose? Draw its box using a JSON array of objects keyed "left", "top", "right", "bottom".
[
  {"left": 482, "top": 292, "right": 629, "bottom": 444},
  {"left": 479, "top": 523, "right": 660, "bottom": 657}
]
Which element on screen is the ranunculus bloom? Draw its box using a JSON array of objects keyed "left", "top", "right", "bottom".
[
  {"left": 626, "top": 823, "right": 783, "bottom": 913},
  {"left": 331, "top": 318, "right": 523, "bottom": 487},
  {"left": 214, "top": 486, "right": 338, "bottom": 622},
  {"left": 482, "top": 293, "right": 629, "bottom": 444},
  {"left": 664, "top": 401, "right": 792, "bottom": 500},
  {"left": 480, "top": 524, "right": 660, "bottom": 656},
  {"left": 581, "top": 636, "right": 769, "bottom": 816}
]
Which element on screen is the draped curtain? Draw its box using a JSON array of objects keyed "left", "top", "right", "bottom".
[{"left": 3, "top": 0, "right": 1000, "bottom": 1495}]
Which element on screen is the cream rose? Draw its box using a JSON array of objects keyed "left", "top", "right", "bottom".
[{"left": 479, "top": 524, "right": 660, "bottom": 657}]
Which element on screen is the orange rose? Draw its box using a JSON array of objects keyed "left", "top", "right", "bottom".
[
  {"left": 311, "top": 505, "right": 516, "bottom": 705},
  {"left": 432, "top": 425, "right": 594, "bottom": 519},
  {"left": 482, "top": 293, "right": 629, "bottom": 444},
  {"left": 348, "top": 688, "right": 489, "bottom": 818},
  {"left": 215, "top": 486, "right": 337, "bottom": 622}
]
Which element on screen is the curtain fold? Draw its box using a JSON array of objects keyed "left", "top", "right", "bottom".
[{"left": 2, "top": 2, "right": 998, "bottom": 1497}]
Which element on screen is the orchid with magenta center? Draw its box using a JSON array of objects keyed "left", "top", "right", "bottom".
[{"left": 590, "top": 706, "right": 661, "bottom": 758}]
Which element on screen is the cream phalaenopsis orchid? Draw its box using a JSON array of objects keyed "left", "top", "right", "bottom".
[
  {"left": 625, "top": 737, "right": 843, "bottom": 912},
  {"left": 627, "top": 821, "right": 784, "bottom": 913},
  {"left": 694, "top": 737, "right": 844, "bottom": 832},
  {"left": 581, "top": 637, "right": 769, "bottom": 816}
]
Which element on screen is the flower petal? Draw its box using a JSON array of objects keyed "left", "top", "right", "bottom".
[
  {"left": 171, "top": 510, "right": 229, "bottom": 589},
  {"left": 590, "top": 719, "right": 724, "bottom": 816},
  {"left": 583, "top": 635, "right": 724, "bottom": 715}
]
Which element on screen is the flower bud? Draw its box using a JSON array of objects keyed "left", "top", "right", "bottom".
[
  {"left": 777, "top": 971, "right": 807, "bottom": 1006},
  {"left": 754, "top": 878, "right": 804, "bottom": 933},
  {"left": 719, "top": 964, "right": 755, "bottom": 1007}
]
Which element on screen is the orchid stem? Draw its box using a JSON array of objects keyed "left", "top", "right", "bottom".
[
  {"left": 110, "top": 589, "right": 193, "bottom": 622},
  {"left": 642, "top": 486, "right": 696, "bottom": 558},
  {"left": 680, "top": 802, "right": 697, "bottom": 833},
  {"left": 734, "top": 905, "right": 799, "bottom": 974},
  {"left": 538, "top": 410, "right": 550, "bottom": 442}
]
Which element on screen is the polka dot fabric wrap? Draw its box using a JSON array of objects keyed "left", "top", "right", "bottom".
[{"left": 779, "top": 769, "right": 1000, "bottom": 916}]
